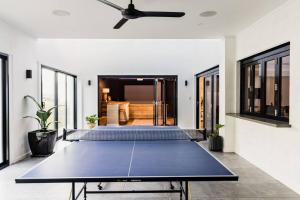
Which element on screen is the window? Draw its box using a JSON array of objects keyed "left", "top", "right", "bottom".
[
  {"left": 41, "top": 66, "right": 77, "bottom": 138},
  {"left": 0, "top": 53, "right": 9, "bottom": 169},
  {"left": 240, "top": 43, "right": 290, "bottom": 122}
]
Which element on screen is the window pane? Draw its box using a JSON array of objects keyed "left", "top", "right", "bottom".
[
  {"left": 281, "top": 56, "right": 290, "bottom": 118},
  {"left": 57, "top": 73, "right": 66, "bottom": 137},
  {"left": 42, "top": 68, "right": 55, "bottom": 130},
  {"left": 243, "top": 66, "right": 251, "bottom": 112},
  {"left": 67, "top": 76, "right": 75, "bottom": 129},
  {"left": 254, "top": 64, "right": 261, "bottom": 113},
  {"left": 266, "top": 60, "right": 276, "bottom": 116},
  {"left": 0, "top": 60, "right": 3, "bottom": 163}
]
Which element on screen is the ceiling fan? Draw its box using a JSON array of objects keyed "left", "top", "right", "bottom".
[{"left": 97, "top": 0, "right": 185, "bottom": 29}]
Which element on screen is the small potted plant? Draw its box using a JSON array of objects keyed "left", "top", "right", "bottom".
[
  {"left": 209, "top": 124, "right": 224, "bottom": 152},
  {"left": 86, "top": 114, "right": 99, "bottom": 129},
  {"left": 23, "top": 95, "right": 58, "bottom": 156}
]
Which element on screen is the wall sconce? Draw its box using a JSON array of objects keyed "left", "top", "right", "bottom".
[
  {"left": 26, "top": 70, "right": 32, "bottom": 79},
  {"left": 185, "top": 80, "right": 188, "bottom": 86},
  {"left": 88, "top": 80, "right": 91, "bottom": 86}
]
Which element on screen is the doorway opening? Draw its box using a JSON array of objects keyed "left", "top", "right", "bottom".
[
  {"left": 98, "top": 75, "right": 177, "bottom": 126},
  {"left": 196, "top": 66, "right": 219, "bottom": 134}
]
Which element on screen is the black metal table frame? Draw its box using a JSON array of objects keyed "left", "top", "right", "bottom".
[
  {"left": 67, "top": 175, "right": 238, "bottom": 200},
  {"left": 16, "top": 175, "right": 238, "bottom": 200},
  {"left": 71, "top": 181, "right": 189, "bottom": 200}
]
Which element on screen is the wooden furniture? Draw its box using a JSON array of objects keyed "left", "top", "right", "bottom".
[
  {"left": 108, "top": 101, "right": 130, "bottom": 125},
  {"left": 102, "top": 101, "right": 130, "bottom": 125},
  {"left": 100, "top": 101, "right": 108, "bottom": 116},
  {"left": 107, "top": 104, "right": 119, "bottom": 125},
  {"left": 129, "top": 102, "right": 163, "bottom": 119},
  {"left": 101, "top": 101, "right": 168, "bottom": 125}
]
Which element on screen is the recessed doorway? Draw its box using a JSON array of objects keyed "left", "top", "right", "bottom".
[{"left": 98, "top": 75, "right": 178, "bottom": 126}]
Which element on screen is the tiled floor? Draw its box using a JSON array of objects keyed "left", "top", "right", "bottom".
[{"left": 0, "top": 141, "right": 299, "bottom": 200}]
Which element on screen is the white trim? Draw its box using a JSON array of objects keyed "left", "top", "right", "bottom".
[
  {"left": 127, "top": 140, "right": 135, "bottom": 176},
  {"left": 18, "top": 174, "right": 237, "bottom": 180}
]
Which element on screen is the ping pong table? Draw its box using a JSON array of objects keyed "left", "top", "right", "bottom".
[{"left": 16, "top": 126, "right": 238, "bottom": 200}]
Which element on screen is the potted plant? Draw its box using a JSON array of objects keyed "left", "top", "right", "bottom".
[
  {"left": 23, "top": 95, "right": 58, "bottom": 157},
  {"left": 86, "top": 114, "right": 99, "bottom": 129},
  {"left": 209, "top": 124, "right": 224, "bottom": 152}
]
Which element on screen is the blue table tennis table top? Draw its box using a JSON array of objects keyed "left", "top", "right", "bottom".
[{"left": 16, "top": 126, "right": 238, "bottom": 183}]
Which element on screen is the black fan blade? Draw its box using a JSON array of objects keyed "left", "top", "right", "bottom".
[
  {"left": 114, "top": 18, "right": 128, "bottom": 29},
  {"left": 141, "top": 11, "right": 185, "bottom": 17},
  {"left": 97, "top": 0, "right": 124, "bottom": 11}
]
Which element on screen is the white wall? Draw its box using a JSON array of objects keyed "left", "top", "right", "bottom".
[
  {"left": 0, "top": 20, "right": 38, "bottom": 163},
  {"left": 219, "top": 37, "right": 237, "bottom": 152},
  {"left": 37, "top": 39, "right": 224, "bottom": 129},
  {"left": 228, "top": 0, "right": 300, "bottom": 194}
]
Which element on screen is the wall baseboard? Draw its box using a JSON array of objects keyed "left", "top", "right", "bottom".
[{"left": 10, "top": 151, "right": 31, "bottom": 165}]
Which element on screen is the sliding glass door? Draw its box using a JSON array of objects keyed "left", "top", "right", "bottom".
[
  {"left": 204, "top": 76, "right": 213, "bottom": 132},
  {"left": 153, "top": 77, "right": 177, "bottom": 126},
  {"left": 0, "top": 54, "right": 8, "bottom": 169},
  {"left": 0, "top": 57, "right": 2, "bottom": 166},
  {"left": 41, "top": 66, "right": 77, "bottom": 138},
  {"left": 41, "top": 68, "right": 55, "bottom": 129},
  {"left": 196, "top": 66, "right": 219, "bottom": 133}
]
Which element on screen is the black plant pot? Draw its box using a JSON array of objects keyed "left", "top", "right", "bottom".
[
  {"left": 28, "top": 130, "right": 57, "bottom": 157},
  {"left": 209, "top": 136, "right": 223, "bottom": 152}
]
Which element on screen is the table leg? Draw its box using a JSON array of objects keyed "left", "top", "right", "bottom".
[
  {"left": 98, "top": 182, "right": 103, "bottom": 190},
  {"left": 170, "top": 182, "right": 175, "bottom": 190},
  {"left": 72, "top": 182, "right": 76, "bottom": 200},
  {"left": 84, "top": 183, "right": 87, "bottom": 200},
  {"left": 185, "top": 181, "right": 189, "bottom": 200},
  {"left": 180, "top": 181, "right": 183, "bottom": 200}
]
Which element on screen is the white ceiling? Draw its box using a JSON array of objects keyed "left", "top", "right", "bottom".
[{"left": 0, "top": 0, "right": 287, "bottom": 39}]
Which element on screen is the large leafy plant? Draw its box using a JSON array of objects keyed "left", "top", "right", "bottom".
[
  {"left": 23, "top": 95, "right": 57, "bottom": 131},
  {"left": 209, "top": 124, "right": 224, "bottom": 138}
]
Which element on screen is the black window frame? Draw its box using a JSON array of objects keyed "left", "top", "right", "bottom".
[
  {"left": 240, "top": 42, "right": 290, "bottom": 122},
  {"left": 0, "top": 53, "right": 9, "bottom": 170},
  {"left": 41, "top": 65, "right": 77, "bottom": 140}
]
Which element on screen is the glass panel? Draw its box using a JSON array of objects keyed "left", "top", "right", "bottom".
[
  {"left": 213, "top": 74, "right": 219, "bottom": 129},
  {"left": 0, "top": 60, "right": 3, "bottom": 164},
  {"left": 199, "top": 77, "right": 205, "bottom": 129},
  {"left": 281, "top": 56, "right": 290, "bottom": 119},
  {"left": 67, "top": 76, "right": 75, "bottom": 129},
  {"left": 99, "top": 79, "right": 107, "bottom": 125},
  {"left": 243, "top": 66, "right": 251, "bottom": 112},
  {"left": 164, "top": 79, "right": 176, "bottom": 126},
  {"left": 42, "top": 68, "right": 55, "bottom": 130},
  {"left": 254, "top": 64, "right": 262, "bottom": 113},
  {"left": 57, "top": 73, "right": 66, "bottom": 137},
  {"left": 266, "top": 60, "right": 276, "bottom": 116},
  {"left": 205, "top": 76, "right": 212, "bottom": 133},
  {"left": 155, "top": 80, "right": 163, "bottom": 126}
]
